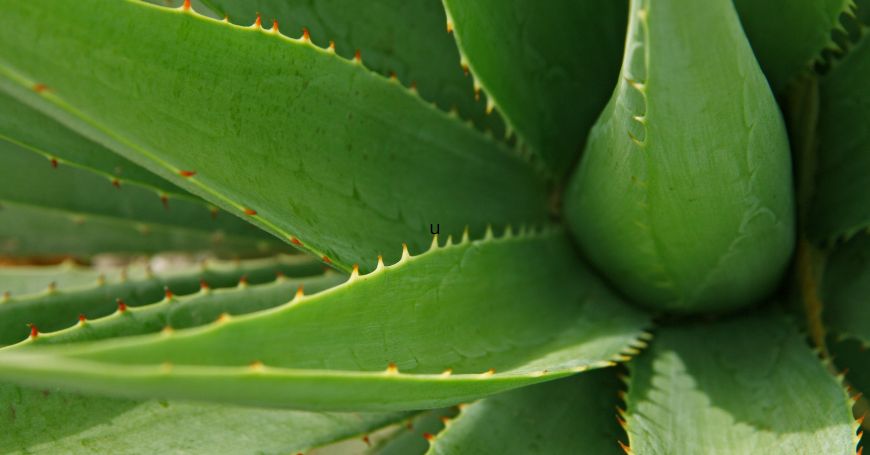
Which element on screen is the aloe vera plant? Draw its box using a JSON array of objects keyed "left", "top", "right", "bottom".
[{"left": 0, "top": 0, "right": 867, "bottom": 453}]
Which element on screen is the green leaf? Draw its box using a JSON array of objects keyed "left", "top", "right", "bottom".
[
  {"left": 0, "top": 382, "right": 408, "bottom": 454},
  {"left": 0, "top": 0, "right": 549, "bottom": 273},
  {"left": 201, "top": 0, "right": 501, "bottom": 135},
  {"left": 0, "top": 137, "right": 283, "bottom": 253},
  {"left": 734, "top": 0, "right": 853, "bottom": 91},
  {"left": 372, "top": 409, "right": 456, "bottom": 455},
  {"left": 821, "top": 233, "right": 870, "bottom": 345},
  {"left": 808, "top": 33, "right": 870, "bottom": 243},
  {"left": 0, "top": 254, "right": 322, "bottom": 345},
  {"left": 20, "top": 271, "right": 344, "bottom": 347},
  {"left": 624, "top": 312, "right": 856, "bottom": 454},
  {"left": 426, "top": 370, "right": 625, "bottom": 454},
  {"left": 0, "top": 261, "right": 103, "bottom": 296},
  {"left": 563, "top": 0, "right": 795, "bottom": 313},
  {"left": 441, "top": 0, "right": 627, "bottom": 177},
  {"left": 0, "top": 228, "right": 649, "bottom": 411}
]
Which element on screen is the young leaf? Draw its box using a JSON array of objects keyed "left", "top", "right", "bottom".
[
  {"left": 624, "top": 312, "right": 856, "bottom": 454},
  {"left": 0, "top": 0, "right": 549, "bottom": 273},
  {"left": 426, "top": 370, "right": 625, "bottom": 454},
  {"left": 0, "top": 228, "right": 649, "bottom": 411},
  {"left": 808, "top": 32, "right": 870, "bottom": 243},
  {"left": 441, "top": 0, "right": 627, "bottom": 177},
  {"left": 0, "top": 254, "right": 322, "bottom": 345},
  {"left": 734, "top": 0, "right": 854, "bottom": 91},
  {"left": 563, "top": 0, "right": 795, "bottom": 313}
]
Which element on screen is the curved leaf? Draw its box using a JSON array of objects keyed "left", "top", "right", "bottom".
[
  {"left": 0, "top": 254, "right": 321, "bottom": 345},
  {"left": 734, "top": 0, "right": 853, "bottom": 91},
  {"left": 442, "top": 0, "right": 627, "bottom": 177},
  {"left": 426, "top": 370, "right": 625, "bottom": 454},
  {"left": 0, "top": 228, "right": 649, "bottom": 411},
  {"left": 202, "top": 0, "right": 501, "bottom": 135},
  {"left": 0, "top": 0, "right": 550, "bottom": 273},
  {"left": 808, "top": 32, "right": 870, "bottom": 242},
  {"left": 624, "top": 312, "right": 856, "bottom": 454}
]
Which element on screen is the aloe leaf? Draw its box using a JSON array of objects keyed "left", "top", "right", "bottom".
[
  {"left": 563, "top": 0, "right": 795, "bottom": 313},
  {"left": 441, "top": 0, "right": 627, "bottom": 177},
  {"left": 624, "top": 312, "right": 856, "bottom": 454},
  {"left": 0, "top": 201, "right": 274, "bottom": 258},
  {"left": 0, "top": 254, "right": 321, "bottom": 345},
  {"left": 808, "top": 32, "right": 870, "bottom": 243},
  {"left": 0, "top": 0, "right": 549, "bottom": 273},
  {"left": 426, "top": 370, "right": 624, "bottom": 454},
  {"left": 734, "top": 0, "right": 853, "bottom": 92},
  {"left": 201, "top": 0, "right": 501, "bottom": 135},
  {"left": 370, "top": 408, "right": 457, "bottom": 455},
  {"left": 0, "top": 261, "right": 103, "bottom": 296},
  {"left": 18, "top": 271, "right": 344, "bottom": 347},
  {"left": 0, "top": 383, "right": 408, "bottom": 454},
  {"left": 0, "top": 228, "right": 649, "bottom": 411},
  {"left": 820, "top": 233, "right": 870, "bottom": 346},
  {"left": 1, "top": 138, "right": 283, "bottom": 251}
]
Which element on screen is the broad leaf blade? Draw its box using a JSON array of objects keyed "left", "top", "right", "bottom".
[
  {"left": 808, "top": 33, "right": 870, "bottom": 242},
  {"left": 625, "top": 312, "right": 856, "bottom": 454},
  {"left": 0, "top": 0, "right": 549, "bottom": 272},
  {"left": 0, "top": 228, "right": 649, "bottom": 411},
  {"left": 441, "top": 0, "right": 627, "bottom": 177},
  {"left": 426, "top": 370, "right": 625, "bottom": 454}
]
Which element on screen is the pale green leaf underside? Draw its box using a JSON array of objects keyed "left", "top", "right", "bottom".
[
  {"left": 809, "top": 33, "right": 870, "bottom": 242},
  {"left": 734, "top": 0, "right": 853, "bottom": 91},
  {"left": 0, "top": 254, "right": 322, "bottom": 345},
  {"left": 202, "top": 0, "right": 502, "bottom": 135},
  {"left": 0, "top": 0, "right": 549, "bottom": 273},
  {"left": 442, "top": 0, "right": 626, "bottom": 177},
  {"left": 821, "top": 233, "right": 870, "bottom": 346},
  {"left": 625, "top": 312, "right": 856, "bottom": 454},
  {"left": 427, "top": 370, "right": 624, "bottom": 454},
  {"left": 0, "top": 228, "right": 648, "bottom": 411},
  {"left": 0, "top": 382, "right": 408, "bottom": 455}
]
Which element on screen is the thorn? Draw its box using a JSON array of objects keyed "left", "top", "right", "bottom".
[
  {"left": 422, "top": 432, "right": 434, "bottom": 442},
  {"left": 618, "top": 441, "right": 631, "bottom": 454},
  {"left": 28, "top": 323, "right": 38, "bottom": 339},
  {"left": 164, "top": 286, "right": 174, "bottom": 300},
  {"left": 461, "top": 226, "right": 470, "bottom": 243},
  {"left": 116, "top": 298, "right": 127, "bottom": 312},
  {"left": 161, "top": 326, "right": 174, "bottom": 335},
  {"left": 362, "top": 435, "right": 371, "bottom": 446},
  {"left": 111, "top": 178, "right": 121, "bottom": 189},
  {"left": 353, "top": 49, "right": 362, "bottom": 63},
  {"left": 446, "top": 19, "right": 453, "bottom": 33},
  {"left": 440, "top": 368, "right": 453, "bottom": 377},
  {"left": 222, "top": 15, "right": 229, "bottom": 23},
  {"left": 275, "top": 270, "right": 285, "bottom": 280},
  {"left": 253, "top": 13, "right": 262, "bottom": 29},
  {"left": 409, "top": 81, "right": 418, "bottom": 92},
  {"left": 179, "top": 170, "right": 196, "bottom": 177},
  {"left": 481, "top": 368, "right": 495, "bottom": 377},
  {"left": 301, "top": 27, "right": 310, "bottom": 42},
  {"left": 440, "top": 415, "right": 451, "bottom": 425},
  {"left": 321, "top": 255, "right": 332, "bottom": 264},
  {"left": 485, "top": 97, "right": 495, "bottom": 115},
  {"left": 78, "top": 314, "right": 87, "bottom": 323},
  {"left": 160, "top": 194, "right": 169, "bottom": 210},
  {"left": 181, "top": 0, "right": 191, "bottom": 11},
  {"left": 243, "top": 208, "right": 257, "bottom": 216},
  {"left": 216, "top": 312, "right": 231, "bottom": 323},
  {"left": 376, "top": 255, "right": 385, "bottom": 270},
  {"left": 430, "top": 234, "right": 440, "bottom": 250},
  {"left": 295, "top": 285, "right": 304, "bottom": 299},
  {"left": 47, "top": 281, "right": 57, "bottom": 293},
  {"left": 386, "top": 362, "right": 399, "bottom": 374},
  {"left": 50, "top": 157, "right": 58, "bottom": 168},
  {"left": 350, "top": 264, "right": 359, "bottom": 279},
  {"left": 271, "top": 19, "right": 279, "bottom": 34},
  {"left": 290, "top": 236, "right": 302, "bottom": 246},
  {"left": 461, "top": 62, "right": 469, "bottom": 75},
  {"left": 33, "top": 83, "right": 48, "bottom": 93},
  {"left": 405, "top": 420, "right": 414, "bottom": 430},
  {"left": 199, "top": 279, "right": 210, "bottom": 290},
  {"left": 238, "top": 274, "right": 248, "bottom": 286},
  {"left": 401, "top": 243, "right": 410, "bottom": 260},
  {"left": 328, "top": 40, "right": 336, "bottom": 52},
  {"left": 389, "top": 71, "right": 397, "bottom": 81},
  {"left": 250, "top": 360, "right": 265, "bottom": 371},
  {"left": 210, "top": 206, "right": 219, "bottom": 220}
]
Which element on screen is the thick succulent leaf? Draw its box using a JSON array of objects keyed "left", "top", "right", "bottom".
[
  {"left": 563, "top": 0, "right": 794, "bottom": 313},
  {"left": 0, "top": 0, "right": 549, "bottom": 273},
  {"left": 370, "top": 409, "right": 457, "bottom": 455},
  {"left": 0, "top": 382, "right": 407, "bottom": 454},
  {"left": 19, "top": 272, "right": 344, "bottom": 347},
  {"left": 202, "top": 0, "right": 500, "bottom": 135},
  {"left": 624, "top": 312, "right": 856, "bottom": 454},
  {"left": 734, "top": 0, "right": 853, "bottom": 91},
  {"left": 0, "top": 89, "right": 186, "bottom": 199},
  {"left": 426, "top": 370, "right": 624, "bottom": 454},
  {"left": 808, "top": 32, "right": 870, "bottom": 243},
  {"left": 821, "top": 233, "right": 870, "bottom": 345},
  {"left": 0, "top": 139, "right": 283, "bottom": 252},
  {"left": 0, "top": 254, "right": 321, "bottom": 345},
  {"left": 441, "top": 0, "right": 627, "bottom": 177},
  {"left": 0, "top": 201, "right": 274, "bottom": 258},
  {"left": 0, "top": 228, "right": 649, "bottom": 411},
  {"left": 0, "top": 261, "right": 103, "bottom": 296}
]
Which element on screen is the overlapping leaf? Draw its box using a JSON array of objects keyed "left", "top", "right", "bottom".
[
  {"left": 820, "top": 233, "right": 870, "bottom": 346},
  {"left": 0, "top": 228, "right": 649, "bottom": 411},
  {"left": 0, "top": 0, "right": 549, "bottom": 272}
]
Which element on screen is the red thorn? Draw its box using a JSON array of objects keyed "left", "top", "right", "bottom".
[
  {"left": 199, "top": 279, "right": 210, "bottom": 289},
  {"left": 618, "top": 441, "right": 631, "bottom": 454},
  {"left": 164, "top": 287, "right": 174, "bottom": 300},
  {"left": 321, "top": 255, "right": 332, "bottom": 264},
  {"left": 28, "top": 323, "right": 38, "bottom": 339},
  {"left": 179, "top": 170, "right": 196, "bottom": 177},
  {"left": 111, "top": 178, "right": 121, "bottom": 188},
  {"left": 182, "top": 0, "right": 191, "bottom": 10},
  {"left": 272, "top": 19, "right": 279, "bottom": 32},
  {"left": 244, "top": 208, "right": 257, "bottom": 216},
  {"left": 78, "top": 314, "right": 87, "bottom": 322},
  {"left": 238, "top": 274, "right": 248, "bottom": 285},
  {"left": 275, "top": 271, "right": 285, "bottom": 279},
  {"left": 389, "top": 71, "right": 397, "bottom": 80},
  {"left": 50, "top": 158, "right": 58, "bottom": 168},
  {"left": 354, "top": 49, "right": 361, "bottom": 62},
  {"left": 362, "top": 435, "right": 371, "bottom": 446},
  {"left": 302, "top": 27, "right": 310, "bottom": 41},
  {"left": 422, "top": 432, "right": 434, "bottom": 442},
  {"left": 254, "top": 13, "right": 262, "bottom": 28},
  {"left": 33, "top": 83, "right": 48, "bottom": 93},
  {"left": 116, "top": 298, "right": 127, "bottom": 312},
  {"left": 160, "top": 194, "right": 169, "bottom": 210},
  {"left": 439, "top": 416, "right": 450, "bottom": 425},
  {"left": 290, "top": 237, "right": 302, "bottom": 246},
  {"left": 410, "top": 81, "right": 418, "bottom": 90},
  {"left": 858, "top": 445, "right": 864, "bottom": 455}
]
